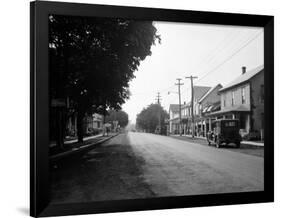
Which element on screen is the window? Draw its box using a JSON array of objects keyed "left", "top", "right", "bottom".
[
  {"left": 224, "top": 121, "right": 236, "bottom": 127},
  {"left": 242, "top": 87, "right": 246, "bottom": 104},
  {"left": 231, "top": 91, "right": 235, "bottom": 106},
  {"left": 222, "top": 95, "right": 226, "bottom": 107}
]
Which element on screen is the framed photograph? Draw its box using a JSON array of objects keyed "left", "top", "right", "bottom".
[{"left": 30, "top": 1, "right": 274, "bottom": 217}]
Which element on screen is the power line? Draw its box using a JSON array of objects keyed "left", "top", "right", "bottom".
[
  {"left": 185, "top": 76, "right": 198, "bottom": 138},
  {"left": 132, "top": 85, "right": 175, "bottom": 96},
  {"left": 155, "top": 92, "right": 162, "bottom": 105},
  {"left": 155, "top": 92, "right": 162, "bottom": 133},
  {"left": 175, "top": 78, "right": 184, "bottom": 136},
  {"left": 193, "top": 31, "right": 245, "bottom": 75},
  {"left": 179, "top": 29, "right": 252, "bottom": 83},
  {"left": 189, "top": 30, "right": 241, "bottom": 74},
  {"left": 194, "top": 30, "right": 263, "bottom": 85}
]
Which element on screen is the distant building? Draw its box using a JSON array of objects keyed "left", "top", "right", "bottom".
[
  {"left": 168, "top": 104, "right": 180, "bottom": 134},
  {"left": 196, "top": 84, "right": 223, "bottom": 137},
  {"left": 66, "top": 112, "right": 103, "bottom": 137},
  {"left": 92, "top": 113, "right": 103, "bottom": 129},
  {"left": 169, "top": 86, "right": 211, "bottom": 135},
  {"left": 193, "top": 86, "right": 212, "bottom": 117},
  {"left": 84, "top": 113, "right": 103, "bottom": 134},
  {"left": 181, "top": 86, "right": 211, "bottom": 136},
  {"left": 207, "top": 65, "right": 264, "bottom": 140},
  {"left": 181, "top": 102, "right": 191, "bottom": 135}
]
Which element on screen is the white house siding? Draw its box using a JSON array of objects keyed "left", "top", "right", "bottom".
[
  {"left": 169, "top": 108, "right": 180, "bottom": 134},
  {"left": 220, "top": 83, "right": 251, "bottom": 110},
  {"left": 219, "top": 83, "right": 251, "bottom": 134}
]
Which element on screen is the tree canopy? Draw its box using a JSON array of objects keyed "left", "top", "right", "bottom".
[
  {"left": 49, "top": 15, "right": 160, "bottom": 112},
  {"left": 105, "top": 110, "right": 129, "bottom": 128},
  {"left": 136, "top": 104, "right": 169, "bottom": 133},
  {"left": 49, "top": 15, "right": 160, "bottom": 142}
]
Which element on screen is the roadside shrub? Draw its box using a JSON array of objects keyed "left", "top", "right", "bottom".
[{"left": 243, "top": 131, "right": 261, "bottom": 141}]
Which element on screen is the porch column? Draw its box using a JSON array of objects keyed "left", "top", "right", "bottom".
[
  {"left": 247, "top": 115, "right": 251, "bottom": 133},
  {"left": 169, "top": 122, "right": 171, "bottom": 133},
  {"left": 204, "top": 119, "right": 207, "bottom": 137}
]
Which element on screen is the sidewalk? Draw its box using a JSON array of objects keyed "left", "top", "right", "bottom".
[
  {"left": 50, "top": 133, "right": 118, "bottom": 163},
  {"left": 171, "top": 134, "right": 264, "bottom": 147},
  {"left": 50, "top": 133, "right": 103, "bottom": 148}
]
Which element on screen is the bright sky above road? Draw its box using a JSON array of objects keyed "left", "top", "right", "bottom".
[{"left": 122, "top": 21, "right": 264, "bottom": 123}]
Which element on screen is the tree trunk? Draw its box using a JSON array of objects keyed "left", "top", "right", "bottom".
[
  {"left": 77, "top": 109, "right": 84, "bottom": 143},
  {"left": 55, "top": 108, "right": 64, "bottom": 149}
]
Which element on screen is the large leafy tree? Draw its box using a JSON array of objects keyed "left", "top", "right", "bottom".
[
  {"left": 136, "top": 104, "right": 169, "bottom": 133},
  {"left": 105, "top": 110, "right": 129, "bottom": 128},
  {"left": 49, "top": 15, "right": 160, "bottom": 144}
]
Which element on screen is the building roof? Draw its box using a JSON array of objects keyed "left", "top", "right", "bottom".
[
  {"left": 194, "top": 86, "right": 211, "bottom": 101},
  {"left": 219, "top": 65, "right": 264, "bottom": 92},
  {"left": 181, "top": 102, "right": 191, "bottom": 109},
  {"left": 169, "top": 104, "right": 180, "bottom": 112},
  {"left": 169, "top": 86, "right": 210, "bottom": 111},
  {"left": 202, "top": 101, "right": 221, "bottom": 114},
  {"left": 199, "top": 84, "right": 222, "bottom": 103},
  {"left": 168, "top": 117, "right": 180, "bottom": 123}
]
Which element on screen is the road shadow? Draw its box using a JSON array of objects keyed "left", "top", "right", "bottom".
[{"left": 50, "top": 134, "right": 155, "bottom": 204}]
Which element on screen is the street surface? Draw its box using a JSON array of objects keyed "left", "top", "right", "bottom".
[
  {"left": 169, "top": 135, "right": 264, "bottom": 157},
  {"left": 51, "top": 132, "right": 264, "bottom": 204}
]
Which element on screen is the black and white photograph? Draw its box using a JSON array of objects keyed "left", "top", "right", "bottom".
[
  {"left": 49, "top": 14, "right": 265, "bottom": 204},
  {"left": 1, "top": 0, "right": 279, "bottom": 217}
]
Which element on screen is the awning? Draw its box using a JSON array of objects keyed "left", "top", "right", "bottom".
[{"left": 205, "top": 105, "right": 250, "bottom": 117}]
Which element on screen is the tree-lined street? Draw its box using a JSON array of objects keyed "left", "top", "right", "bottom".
[
  {"left": 51, "top": 132, "right": 263, "bottom": 203},
  {"left": 48, "top": 15, "right": 265, "bottom": 205}
]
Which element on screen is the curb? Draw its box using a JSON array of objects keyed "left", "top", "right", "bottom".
[
  {"left": 170, "top": 135, "right": 264, "bottom": 148},
  {"left": 50, "top": 134, "right": 118, "bottom": 163},
  {"left": 241, "top": 141, "right": 264, "bottom": 147}
]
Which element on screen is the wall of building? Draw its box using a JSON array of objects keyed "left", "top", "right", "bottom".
[
  {"left": 220, "top": 83, "right": 251, "bottom": 110},
  {"left": 194, "top": 101, "right": 200, "bottom": 116},
  {"left": 250, "top": 70, "right": 264, "bottom": 132},
  {"left": 169, "top": 110, "right": 180, "bottom": 134},
  {"left": 170, "top": 111, "right": 179, "bottom": 119},
  {"left": 181, "top": 106, "right": 190, "bottom": 118}
]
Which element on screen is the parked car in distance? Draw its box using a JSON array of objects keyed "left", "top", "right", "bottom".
[{"left": 207, "top": 119, "right": 242, "bottom": 148}]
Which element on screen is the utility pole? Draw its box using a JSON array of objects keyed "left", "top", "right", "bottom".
[
  {"left": 155, "top": 92, "right": 162, "bottom": 134},
  {"left": 185, "top": 76, "right": 198, "bottom": 138},
  {"left": 175, "top": 79, "right": 184, "bottom": 136},
  {"left": 155, "top": 92, "right": 161, "bottom": 105}
]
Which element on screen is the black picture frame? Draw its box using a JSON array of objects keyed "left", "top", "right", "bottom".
[{"left": 30, "top": 1, "right": 274, "bottom": 217}]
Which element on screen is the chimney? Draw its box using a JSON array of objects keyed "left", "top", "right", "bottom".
[{"left": 242, "top": 66, "right": 246, "bottom": 74}]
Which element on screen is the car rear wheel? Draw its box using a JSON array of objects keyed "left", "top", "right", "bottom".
[{"left": 236, "top": 141, "right": 240, "bottom": 148}]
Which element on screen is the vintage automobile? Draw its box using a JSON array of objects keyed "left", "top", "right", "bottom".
[{"left": 206, "top": 119, "right": 242, "bottom": 148}]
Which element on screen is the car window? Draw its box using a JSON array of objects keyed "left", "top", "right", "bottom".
[{"left": 224, "top": 121, "right": 237, "bottom": 127}]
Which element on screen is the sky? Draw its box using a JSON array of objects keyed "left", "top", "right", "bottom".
[{"left": 122, "top": 21, "right": 264, "bottom": 124}]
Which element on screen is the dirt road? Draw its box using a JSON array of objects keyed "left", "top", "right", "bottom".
[{"left": 51, "top": 132, "right": 264, "bottom": 203}]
